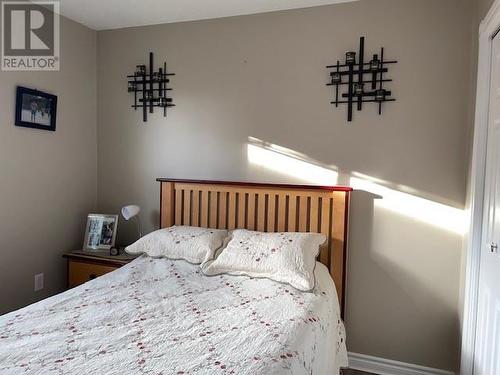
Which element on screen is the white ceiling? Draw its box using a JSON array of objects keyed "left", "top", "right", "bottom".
[{"left": 55, "top": 0, "right": 356, "bottom": 31}]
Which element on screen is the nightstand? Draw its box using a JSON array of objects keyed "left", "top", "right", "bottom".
[{"left": 63, "top": 250, "right": 138, "bottom": 288}]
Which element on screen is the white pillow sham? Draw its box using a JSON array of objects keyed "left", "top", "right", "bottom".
[
  {"left": 201, "top": 229, "right": 326, "bottom": 291},
  {"left": 125, "top": 226, "right": 227, "bottom": 264}
]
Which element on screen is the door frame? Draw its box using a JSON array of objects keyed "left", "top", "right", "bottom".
[{"left": 462, "top": 1, "right": 500, "bottom": 373}]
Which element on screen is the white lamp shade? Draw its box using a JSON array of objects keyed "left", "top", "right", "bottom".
[{"left": 121, "top": 205, "right": 140, "bottom": 220}]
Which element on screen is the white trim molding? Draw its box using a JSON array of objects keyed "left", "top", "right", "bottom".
[
  {"left": 461, "top": 1, "right": 500, "bottom": 374},
  {"left": 348, "top": 352, "right": 455, "bottom": 375}
]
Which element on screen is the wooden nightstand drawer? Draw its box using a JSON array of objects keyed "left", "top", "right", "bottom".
[
  {"left": 63, "top": 251, "right": 138, "bottom": 288},
  {"left": 68, "top": 260, "right": 117, "bottom": 288}
]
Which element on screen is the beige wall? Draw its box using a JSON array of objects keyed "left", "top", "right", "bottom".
[
  {"left": 478, "top": 0, "right": 495, "bottom": 21},
  {"left": 0, "top": 17, "right": 97, "bottom": 314},
  {"left": 96, "top": 0, "right": 474, "bottom": 371}
]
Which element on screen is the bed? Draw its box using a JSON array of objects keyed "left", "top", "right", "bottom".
[{"left": 0, "top": 179, "right": 352, "bottom": 374}]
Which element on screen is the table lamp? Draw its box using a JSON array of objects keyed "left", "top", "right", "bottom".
[{"left": 121, "top": 204, "right": 142, "bottom": 238}]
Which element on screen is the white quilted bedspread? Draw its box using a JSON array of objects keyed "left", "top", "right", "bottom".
[{"left": 0, "top": 256, "right": 347, "bottom": 374}]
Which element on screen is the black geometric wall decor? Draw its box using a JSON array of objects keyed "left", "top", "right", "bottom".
[
  {"left": 326, "top": 37, "right": 397, "bottom": 122},
  {"left": 127, "top": 52, "right": 175, "bottom": 122}
]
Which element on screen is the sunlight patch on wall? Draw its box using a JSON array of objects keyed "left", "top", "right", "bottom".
[
  {"left": 247, "top": 143, "right": 338, "bottom": 185},
  {"left": 349, "top": 176, "right": 467, "bottom": 235}
]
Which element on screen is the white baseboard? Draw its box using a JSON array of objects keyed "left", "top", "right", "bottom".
[{"left": 347, "top": 352, "right": 455, "bottom": 375}]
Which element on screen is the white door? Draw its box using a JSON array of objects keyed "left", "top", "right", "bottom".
[{"left": 474, "top": 34, "right": 500, "bottom": 375}]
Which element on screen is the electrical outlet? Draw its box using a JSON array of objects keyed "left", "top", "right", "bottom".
[{"left": 34, "top": 273, "right": 44, "bottom": 292}]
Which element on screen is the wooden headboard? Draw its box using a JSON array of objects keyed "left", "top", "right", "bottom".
[{"left": 157, "top": 178, "right": 352, "bottom": 316}]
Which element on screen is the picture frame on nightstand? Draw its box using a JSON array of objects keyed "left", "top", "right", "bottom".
[{"left": 83, "top": 214, "right": 118, "bottom": 251}]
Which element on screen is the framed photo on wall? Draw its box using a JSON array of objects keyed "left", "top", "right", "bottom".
[
  {"left": 83, "top": 214, "right": 118, "bottom": 251},
  {"left": 15, "top": 86, "right": 57, "bottom": 131}
]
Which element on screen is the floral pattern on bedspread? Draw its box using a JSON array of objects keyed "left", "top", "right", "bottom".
[{"left": 0, "top": 256, "right": 347, "bottom": 374}]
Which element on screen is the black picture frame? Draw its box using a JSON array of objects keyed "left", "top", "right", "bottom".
[{"left": 15, "top": 86, "right": 57, "bottom": 131}]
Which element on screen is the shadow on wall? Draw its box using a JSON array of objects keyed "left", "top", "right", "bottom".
[
  {"left": 348, "top": 191, "right": 461, "bottom": 366},
  {"left": 246, "top": 136, "right": 463, "bottom": 369}
]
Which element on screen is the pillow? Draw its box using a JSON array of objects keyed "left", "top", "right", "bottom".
[
  {"left": 201, "top": 229, "right": 326, "bottom": 291},
  {"left": 125, "top": 226, "right": 227, "bottom": 264}
]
